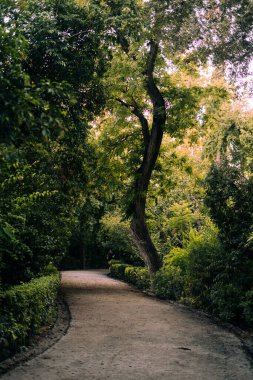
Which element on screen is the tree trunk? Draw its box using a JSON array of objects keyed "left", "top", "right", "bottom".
[
  {"left": 131, "top": 200, "right": 162, "bottom": 274},
  {"left": 130, "top": 41, "right": 166, "bottom": 273}
]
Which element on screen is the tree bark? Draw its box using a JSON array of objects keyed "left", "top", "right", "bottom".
[{"left": 130, "top": 41, "right": 166, "bottom": 273}]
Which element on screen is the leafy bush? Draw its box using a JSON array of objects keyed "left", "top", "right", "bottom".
[
  {"left": 153, "top": 267, "right": 185, "bottom": 300},
  {"left": 163, "top": 247, "right": 189, "bottom": 273},
  {"left": 108, "top": 259, "right": 122, "bottom": 266},
  {"left": 205, "top": 163, "right": 253, "bottom": 251},
  {"left": 0, "top": 273, "right": 60, "bottom": 361},
  {"left": 110, "top": 264, "right": 150, "bottom": 290},
  {"left": 153, "top": 246, "right": 188, "bottom": 300},
  {"left": 155, "top": 222, "right": 253, "bottom": 327},
  {"left": 185, "top": 225, "right": 225, "bottom": 307},
  {"left": 124, "top": 267, "right": 151, "bottom": 290},
  {"left": 41, "top": 263, "right": 59, "bottom": 275},
  {"left": 241, "top": 289, "right": 253, "bottom": 327},
  {"left": 209, "top": 281, "right": 243, "bottom": 322},
  {"left": 110, "top": 264, "right": 128, "bottom": 280}
]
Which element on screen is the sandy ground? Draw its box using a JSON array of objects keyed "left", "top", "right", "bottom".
[{"left": 1, "top": 270, "right": 253, "bottom": 380}]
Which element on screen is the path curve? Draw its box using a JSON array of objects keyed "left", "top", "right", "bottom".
[{"left": 2, "top": 270, "right": 253, "bottom": 380}]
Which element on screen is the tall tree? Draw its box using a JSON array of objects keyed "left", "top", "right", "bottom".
[{"left": 93, "top": 0, "right": 224, "bottom": 273}]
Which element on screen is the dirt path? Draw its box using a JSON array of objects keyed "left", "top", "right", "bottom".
[{"left": 2, "top": 270, "right": 253, "bottom": 380}]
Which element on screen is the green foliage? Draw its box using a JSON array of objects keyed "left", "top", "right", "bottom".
[
  {"left": 41, "top": 263, "right": 59, "bottom": 276},
  {"left": 184, "top": 225, "right": 225, "bottom": 307},
  {"left": 242, "top": 290, "right": 253, "bottom": 327},
  {"left": 110, "top": 263, "right": 150, "bottom": 290},
  {"left": 202, "top": 117, "right": 253, "bottom": 324},
  {"left": 110, "top": 263, "right": 128, "bottom": 280},
  {"left": 209, "top": 282, "right": 243, "bottom": 322},
  {"left": 153, "top": 267, "right": 185, "bottom": 301},
  {"left": 0, "top": 273, "right": 60, "bottom": 360},
  {"left": 153, "top": 220, "right": 253, "bottom": 327},
  {"left": 0, "top": 0, "right": 108, "bottom": 285},
  {"left": 124, "top": 266, "right": 150, "bottom": 290},
  {"left": 164, "top": 247, "right": 189, "bottom": 273},
  {"left": 205, "top": 163, "right": 253, "bottom": 251},
  {"left": 0, "top": 141, "right": 83, "bottom": 284},
  {"left": 137, "top": 135, "right": 210, "bottom": 257},
  {"left": 97, "top": 213, "right": 143, "bottom": 266},
  {"left": 199, "top": 0, "right": 253, "bottom": 73},
  {"left": 20, "top": 0, "right": 107, "bottom": 118},
  {"left": 204, "top": 111, "right": 253, "bottom": 250}
]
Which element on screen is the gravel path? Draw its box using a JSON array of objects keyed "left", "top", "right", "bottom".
[{"left": 2, "top": 270, "right": 253, "bottom": 380}]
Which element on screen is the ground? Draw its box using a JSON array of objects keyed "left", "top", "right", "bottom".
[{"left": 1, "top": 270, "right": 253, "bottom": 380}]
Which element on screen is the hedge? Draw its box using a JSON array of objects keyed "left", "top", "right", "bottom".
[
  {"left": 110, "top": 263, "right": 128, "bottom": 280},
  {"left": 153, "top": 267, "right": 185, "bottom": 301},
  {"left": 110, "top": 263, "right": 186, "bottom": 299},
  {"left": 125, "top": 266, "right": 151, "bottom": 290},
  {"left": 0, "top": 273, "right": 60, "bottom": 361},
  {"left": 110, "top": 263, "right": 151, "bottom": 290}
]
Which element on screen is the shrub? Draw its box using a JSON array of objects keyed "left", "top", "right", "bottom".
[
  {"left": 110, "top": 264, "right": 128, "bottom": 280},
  {"left": 242, "top": 289, "right": 253, "bottom": 327},
  {"left": 205, "top": 162, "right": 253, "bottom": 252},
  {"left": 110, "top": 264, "right": 151, "bottom": 290},
  {"left": 41, "top": 263, "right": 59, "bottom": 275},
  {"left": 153, "top": 267, "right": 185, "bottom": 300},
  {"left": 0, "top": 273, "right": 60, "bottom": 361},
  {"left": 163, "top": 247, "right": 189, "bottom": 273},
  {"left": 185, "top": 225, "right": 225, "bottom": 307},
  {"left": 125, "top": 267, "right": 151, "bottom": 290},
  {"left": 209, "top": 281, "right": 243, "bottom": 322},
  {"left": 108, "top": 259, "right": 122, "bottom": 266}
]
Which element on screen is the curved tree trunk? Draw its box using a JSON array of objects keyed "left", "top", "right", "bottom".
[
  {"left": 130, "top": 41, "right": 166, "bottom": 273},
  {"left": 117, "top": 40, "right": 166, "bottom": 273}
]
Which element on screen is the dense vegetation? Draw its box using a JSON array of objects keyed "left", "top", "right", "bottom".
[
  {"left": 0, "top": 0, "right": 108, "bottom": 356},
  {"left": 0, "top": 0, "right": 108, "bottom": 286},
  {"left": 1, "top": 0, "right": 253, "bottom": 358},
  {"left": 0, "top": 272, "right": 60, "bottom": 361}
]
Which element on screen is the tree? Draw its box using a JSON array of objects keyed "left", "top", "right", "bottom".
[
  {"left": 93, "top": 0, "right": 229, "bottom": 273},
  {"left": 198, "top": 0, "right": 253, "bottom": 73}
]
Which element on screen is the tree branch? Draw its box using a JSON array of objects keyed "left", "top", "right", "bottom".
[{"left": 116, "top": 98, "right": 150, "bottom": 147}]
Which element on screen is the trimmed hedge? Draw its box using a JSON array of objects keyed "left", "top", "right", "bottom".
[
  {"left": 125, "top": 266, "right": 151, "bottom": 290},
  {"left": 110, "top": 263, "right": 128, "bottom": 280},
  {"left": 0, "top": 273, "right": 60, "bottom": 361},
  {"left": 110, "top": 263, "right": 151, "bottom": 290},
  {"left": 153, "top": 267, "right": 185, "bottom": 300},
  {"left": 110, "top": 263, "right": 187, "bottom": 301}
]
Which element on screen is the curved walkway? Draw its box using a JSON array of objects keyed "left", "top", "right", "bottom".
[{"left": 2, "top": 270, "right": 253, "bottom": 380}]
